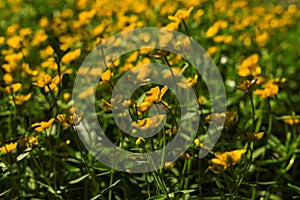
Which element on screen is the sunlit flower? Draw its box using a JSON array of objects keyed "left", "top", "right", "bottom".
[
  {"left": 135, "top": 137, "right": 146, "bottom": 146},
  {"left": 1, "top": 83, "right": 22, "bottom": 94},
  {"left": 32, "top": 29, "right": 48, "bottom": 46},
  {"left": 6, "top": 35, "right": 23, "bottom": 49},
  {"left": 32, "top": 118, "right": 55, "bottom": 132},
  {"left": 61, "top": 49, "right": 81, "bottom": 63},
  {"left": 56, "top": 114, "right": 75, "bottom": 127},
  {"left": 206, "top": 111, "right": 238, "bottom": 127},
  {"left": 100, "top": 69, "right": 113, "bottom": 83},
  {"left": 12, "top": 92, "right": 33, "bottom": 105},
  {"left": 254, "top": 79, "right": 279, "bottom": 98},
  {"left": 32, "top": 74, "right": 55, "bottom": 87},
  {"left": 236, "top": 79, "right": 258, "bottom": 91},
  {"left": 246, "top": 132, "right": 264, "bottom": 142},
  {"left": 132, "top": 114, "right": 165, "bottom": 130},
  {"left": 237, "top": 54, "right": 261, "bottom": 77},
  {"left": 168, "top": 7, "right": 194, "bottom": 21},
  {"left": 177, "top": 74, "right": 198, "bottom": 88},
  {"left": 282, "top": 116, "right": 300, "bottom": 125},
  {"left": 0, "top": 136, "right": 38, "bottom": 154},
  {"left": 209, "top": 149, "right": 247, "bottom": 173}
]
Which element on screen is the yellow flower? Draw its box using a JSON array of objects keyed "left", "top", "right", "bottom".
[
  {"left": 0, "top": 142, "right": 17, "bottom": 154},
  {"left": 3, "top": 73, "right": 13, "bottom": 84},
  {"left": 132, "top": 114, "right": 165, "bottom": 130},
  {"left": 205, "top": 20, "right": 228, "bottom": 38},
  {"left": 177, "top": 74, "right": 198, "bottom": 88},
  {"left": 237, "top": 54, "right": 261, "bottom": 77},
  {"left": 207, "top": 46, "right": 219, "bottom": 55},
  {"left": 246, "top": 132, "right": 264, "bottom": 142},
  {"left": 254, "top": 79, "right": 279, "bottom": 98},
  {"left": 61, "top": 49, "right": 81, "bottom": 64},
  {"left": 168, "top": 7, "right": 194, "bottom": 22},
  {"left": 32, "top": 29, "right": 48, "bottom": 46},
  {"left": 135, "top": 137, "right": 146, "bottom": 146},
  {"left": 209, "top": 149, "right": 247, "bottom": 173},
  {"left": 56, "top": 114, "right": 75, "bottom": 127},
  {"left": 12, "top": 92, "right": 33, "bottom": 105},
  {"left": 0, "top": 136, "right": 38, "bottom": 154},
  {"left": 100, "top": 69, "right": 113, "bottom": 83},
  {"left": 32, "top": 74, "right": 54, "bottom": 87},
  {"left": 194, "top": 138, "right": 202, "bottom": 147},
  {"left": 6, "top": 35, "right": 23, "bottom": 49},
  {"left": 206, "top": 111, "right": 238, "bottom": 127},
  {"left": 1, "top": 83, "right": 22, "bottom": 94},
  {"left": 282, "top": 116, "right": 300, "bottom": 125},
  {"left": 166, "top": 7, "right": 193, "bottom": 30},
  {"left": 32, "top": 118, "right": 55, "bottom": 132},
  {"left": 137, "top": 86, "right": 168, "bottom": 112},
  {"left": 145, "top": 86, "right": 168, "bottom": 104},
  {"left": 205, "top": 25, "right": 219, "bottom": 38},
  {"left": 236, "top": 79, "right": 258, "bottom": 91},
  {"left": 0, "top": 36, "right": 5, "bottom": 45}
]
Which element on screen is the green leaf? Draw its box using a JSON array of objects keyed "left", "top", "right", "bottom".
[{"left": 69, "top": 174, "right": 90, "bottom": 184}]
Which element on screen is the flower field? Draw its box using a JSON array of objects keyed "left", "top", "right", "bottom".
[{"left": 0, "top": 0, "right": 300, "bottom": 199}]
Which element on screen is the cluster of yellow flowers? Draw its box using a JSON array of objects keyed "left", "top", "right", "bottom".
[{"left": 0, "top": 0, "right": 299, "bottom": 179}]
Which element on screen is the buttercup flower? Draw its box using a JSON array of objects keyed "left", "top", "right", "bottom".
[
  {"left": 1, "top": 83, "right": 22, "bottom": 94},
  {"left": 282, "top": 116, "right": 300, "bottom": 125},
  {"left": 0, "top": 136, "right": 38, "bottom": 154},
  {"left": 132, "top": 114, "right": 165, "bottom": 130},
  {"left": 12, "top": 92, "right": 33, "bottom": 105},
  {"left": 246, "top": 132, "right": 264, "bottom": 142},
  {"left": 137, "top": 86, "right": 168, "bottom": 112},
  {"left": 209, "top": 149, "right": 247, "bottom": 173},
  {"left": 254, "top": 79, "right": 279, "bottom": 98},
  {"left": 206, "top": 111, "right": 238, "bottom": 127},
  {"left": 56, "top": 114, "right": 75, "bottom": 127},
  {"left": 32, "top": 118, "right": 55, "bottom": 132},
  {"left": 237, "top": 54, "right": 261, "bottom": 77}
]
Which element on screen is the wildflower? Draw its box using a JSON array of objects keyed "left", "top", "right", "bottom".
[
  {"left": 164, "top": 162, "right": 175, "bottom": 169},
  {"left": 237, "top": 54, "right": 261, "bottom": 77},
  {"left": 166, "top": 7, "right": 194, "bottom": 30},
  {"left": 205, "top": 20, "right": 228, "bottom": 38},
  {"left": 61, "top": 49, "right": 81, "bottom": 63},
  {"left": 209, "top": 149, "right": 247, "bottom": 173},
  {"left": 1, "top": 83, "right": 22, "bottom": 94},
  {"left": 145, "top": 86, "right": 168, "bottom": 104},
  {"left": 254, "top": 79, "right": 279, "bottom": 98},
  {"left": 12, "top": 92, "right": 33, "bottom": 105},
  {"left": 0, "top": 36, "right": 5, "bottom": 45},
  {"left": 6, "top": 35, "right": 23, "bottom": 49},
  {"left": 282, "top": 116, "right": 300, "bottom": 125},
  {"left": 207, "top": 46, "right": 219, "bottom": 55},
  {"left": 32, "top": 118, "right": 55, "bottom": 132},
  {"left": 78, "top": 85, "right": 94, "bottom": 99},
  {"left": 132, "top": 114, "right": 165, "bottom": 130},
  {"left": 135, "top": 137, "right": 146, "bottom": 146},
  {"left": 194, "top": 138, "right": 202, "bottom": 147},
  {"left": 56, "top": 114, "right": 74, "bottom": 127},
  {"left": 177, "top": 74, "right": 198, "bottom": 88},
  {"left": 206, "top": 111, "right": 238, "bottom": 127},
  {"left": 246, "top": 132, "right": 264, "bottom": 142},
  {"left": 165, "top": 126, "right": 177, "bottom": 135},
  {"left": 32, "top": 29, "right": 48, "bottom": 46},
  {"left": 32, "top": 74, "right": 55, "bottom": 87},
  {"left": 236, "top": 79, "right": 258, "bottom": 91},
  {"left": 0, "top": 136, "right": 38, "bottom": 154},
  {"left": 100, "top": 69, "right": 113, "bottom": 83},
  {"left": 137, "top": 86, "right": 168, "bottom": 112},
  {"left": 168, "top": 7, "right": 194, "bottom": 22}
]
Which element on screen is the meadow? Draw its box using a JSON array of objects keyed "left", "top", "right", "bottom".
[{"left": 0, "top": 0, "right": 300, "bottom": 199}]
